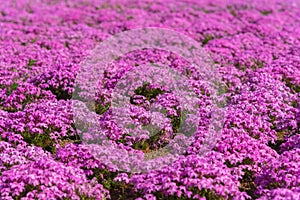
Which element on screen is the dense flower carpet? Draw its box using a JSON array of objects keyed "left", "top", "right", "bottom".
[{"left": 0, "top": 0, "right": 299, "bottom": 199}]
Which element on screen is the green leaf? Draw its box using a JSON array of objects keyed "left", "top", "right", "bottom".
[{"left": 11, "top": 82, "right": 18, "bottom": 91}]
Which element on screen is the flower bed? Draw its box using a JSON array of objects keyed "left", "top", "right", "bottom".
[{"left": 0, "top": 0, "right": 299, "bottom": 199}]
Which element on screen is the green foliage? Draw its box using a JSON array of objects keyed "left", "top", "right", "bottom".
[
  {"left": 131, "top": 82, "right": 165, "bottom": 102},
  {"left": 283, "top": 76, "right": 300, "bottom": 94},
  {"left": 5, "top": 82, "right": 18, "bottom": 96},
  {"left": 170, "top": 114, "right": 181, "bottom": 133},
  {"left": 20, "top": 129, "right": 56, "bottom": 154},
  {"left": 239, "top": 169, "right": 258, "bottom": 199},
  {"left": 28, "top": 59, "right": 37, "bottom": 67},
  {"left": 59, "top": 131, "right": 82, "bottom": 147},
  {"left": 224, "top": 157, "right": 254, "bottom": 168},
  {"left": 251, "top": 60, "right": 264, "bottom": 70},
  {"left": 132, "top": 139, "right": 150, "bottom": 151},
  {"left": 128, "top": 82, "right": 183, "bottom": 151},
  {"left": 95, "top": 102, "right": 111, "bottom": 115},
  {"left": 31, "top": 38, "right": 37, "bottom": 44},
  {"left": 267, "top": 131, "right": 287, "bottom": 153},
  {"left": 260, "top": 10, "right": 272, "bottom": 15},
  {"left": 15, "top": 184, "right": 40, "bottom": 200},
  {"left": 202, "top": 35, "right": 214, "bottom": 46},
  {"left": 227, "top": 5, "right": 236, "bottom": 17},
  {"left": 64, "top": 41, "right": 70, "bottom": 48},
  {"left": 95, "top": 91, "right": 111, "bottom": 115},
  {"left": 49, "top": 85, "right": 72, "bottom": 100},
  {"left": 88, "top": 169, "right": 140, "bottom": 200},
  {"left": 265, "top": 182, "right": 281, "bottom": 190}
]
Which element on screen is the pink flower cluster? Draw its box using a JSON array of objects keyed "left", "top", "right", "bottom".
[{"left": 0, "top": 0, "right": 299, "bottom": 199}]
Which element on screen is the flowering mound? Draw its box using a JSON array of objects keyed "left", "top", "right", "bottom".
[{"left": 0, "top": 0, "right": 299, "bottom": 200}]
